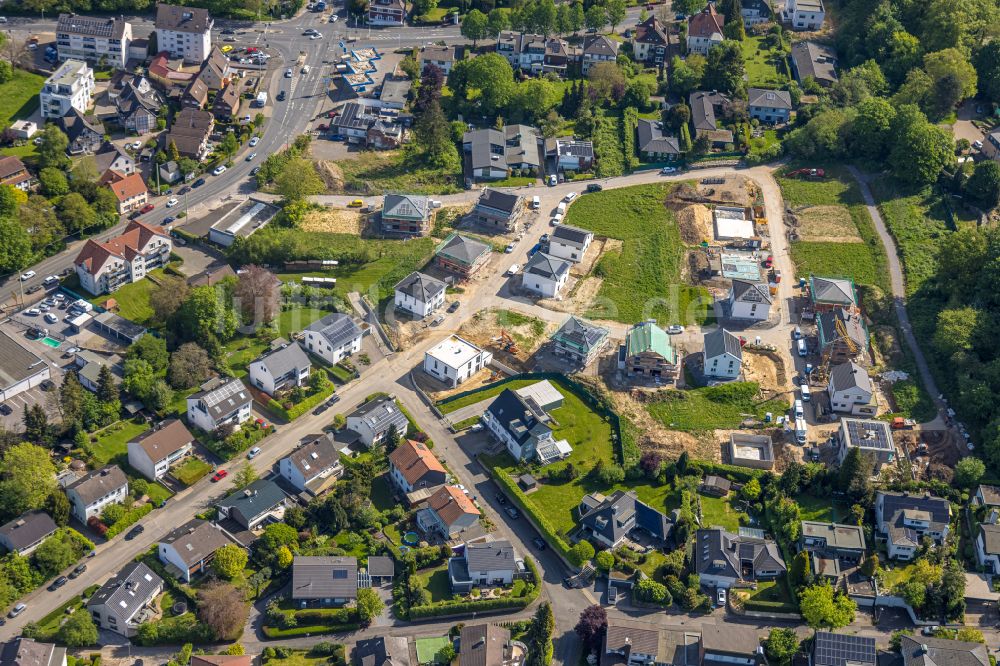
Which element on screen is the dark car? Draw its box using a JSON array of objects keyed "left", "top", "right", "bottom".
[
  {"left": 192, "top": 178, "right": 206, "bottom": 188},
  {"left": 124, "top": 524, "right": 145, "bottom": 540},
  {"left": 163, "top": 216, "right": 176, "bottom": 225},
  {"left": 48, "top": 576, "right": 68, "bottom": 591},
  {"left": 178, "top": 186, "right": 191, "bottom": 195},
  {"left": 0, "top": 404, "right": 10, "bottom": 416},
  {"left": 447, "top": 301, "right": 460, "bottom": 313},
  {"left": 587, "top": 183, "right": 603, "bottom": 193},
  {"left": 221, "top": 27, "right": 235, "bottom": 34},
  {"left": 40, "top": 380, "right": 55, "bottom": 391},
  {"left": 312, "top": 402, "right": 330, "bottom": 416},
  {"left": 495, "top": 492, "right": 507, "bottom": 505},
  {"left": 277, "top": 90, "right": 286, "bottom": 101},
  {"left": 505, "top": 506, "right": 519, "bottom": 519},
  {"left": 532, "top": 536, "right": 547, "bottom": 550},
  {"left": 69, "top": 563, "right": 87, "bottom": 579},
  {"left": 250, "top": 166, "right": 260, "bottom": 176}
]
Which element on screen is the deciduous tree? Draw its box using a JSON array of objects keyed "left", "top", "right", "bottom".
[
  {"left": 799, "top": 582, "right": 856, "bottom": 629},
  {"left": 574, "top": 605, "right": 607, "bottom": 650},
  {"left": 0, "top": 444, "right": 57, "bottom": 520},
  {"left": 212, "top": 544, "right": 249, "bottom": 579},
  {"left": 168, "top": 342, "right": 212, "bottom": 389},
  {"left": 198, "top": 581, "right": 249, "bottom": 640},
  {"left": 356, "top": 587, "right": 383, "bottom": 624}
]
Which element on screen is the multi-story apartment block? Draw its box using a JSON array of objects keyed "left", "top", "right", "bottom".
[
  {"left": 74, "top": 220, "right": 171, "bottom": 295},
  {"left": 368, "top": 0, "right": 406, "bottom": 25},
  {"left": 39, "top": 59, "right": 94, "bottom": 119},
  {"left": 56, "top": 14, "right": 132, "bottom": 68},
  {"left": 155, "top": 4, "right": 213, "bottom": 64}
]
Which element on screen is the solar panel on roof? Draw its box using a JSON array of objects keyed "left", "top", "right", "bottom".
[{"left": 738, "top": 526, "right": 766, "bottom": 539}]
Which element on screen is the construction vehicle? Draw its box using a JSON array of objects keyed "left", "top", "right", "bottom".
[
  {"left": 892, "top": 417, "right": 917, "bottom": 430},
  {"left": 496, "top": 330, "right": 519, "bottom": 354},
  {"left": 785, "top": 168, "right": 826, "bottom": 179}
]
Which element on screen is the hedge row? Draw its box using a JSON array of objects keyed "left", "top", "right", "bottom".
[
  {"left": 742, "top": 599, "right": 799, "bottom": 614},
  {"left": 693, "top": 459, "right": 767, "bottom": 483},
  {"left": 267, "top": 378, "right": 336, "bottom": 421},
  {"left": 105, "top": 503, "right": 154, "bottom": 539},
  {"left": 292, "top": 608, "right": 355, "bottom": 624},
  {"left": 490, "top": 467, "right": 571, "bottom": 557},
  {"left": 409, "top": 594, "right": 532, "bottom": 619},
  {"left": 262, "top": 623, "right": 360, "bottom": 639}
]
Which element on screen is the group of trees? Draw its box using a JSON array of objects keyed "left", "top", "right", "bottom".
[{"left": 460, "top": 0, "right": 624, "bottom": 44}]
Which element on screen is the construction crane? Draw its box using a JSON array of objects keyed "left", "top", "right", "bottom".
[{"left": 835, "top": 316, "right": 859, "bottom": 354}]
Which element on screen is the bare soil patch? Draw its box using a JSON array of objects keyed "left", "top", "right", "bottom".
[
  {"left": 697, "top": 175, "right": 754, "bottom": 207},
  {"left": 793, "top": 205, "right": 862, "bottom": 242},
  {"left": 570, "top": 236, "right": 611, "bottom": 278},
  {"left": 315, "top": 160, "right": 345, "bottom": 191},
  {"left": 455, "top": 308, "right": 556, "bottom": 370},
  {"left": 413, "top": 365, "right": 502, "bottom": 401},
  {"left": 676, "top": 204, "right": 713, "bottom": 245},
  {"left": 899, "top": 429, "right": 962, "bottom": 483},
  {"left": 742, "top": 349, "right": 792, "bottom": 396},
  {"left": 300, "top": 208, "right": 364, "bottom": 235}
]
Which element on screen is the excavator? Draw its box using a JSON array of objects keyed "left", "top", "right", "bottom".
[{"left": 785, "top": 168, "right": 826, "bottom": 179}]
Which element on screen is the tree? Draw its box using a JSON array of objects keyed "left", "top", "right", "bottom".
[
  {"left": 955, "top": 456, "right": 986, "bottom": 487},
  {"left": 412, "top": 0, "right": 437, "bottom": 18},
  {"left": 848, "top": 97, "right": 896, "bottom": 164},
  {"left": 525, "top": 602, "right": 554, "bottom": 666},
  {"left": 532, "top": 0, "right": 557, "bottom": 35},
  {"left": 219, "top": 133, "right": 239, "bottom": 160},
  {"left": 275, "top": 545, "right": 293, "bottom": 569},
  {"left": 584, "top": 4, "right": 607, "bottom": 33},
  {"left": 567, "top": 540, "right": 595, "bottom": 567},
  {"left": 574, "top": 605, "right": 607, "bottom": 650},
  {"left": 173, "top": 285, "right": 238, "bottom": 349},
  {"left": 414, "top": 64, "right": 445, "bottom": 116},
  {"left": 36, "top": 125, "right": 69, "bottom": 169},
  {"left": 488, "top": 8, "right": 510, "bottom": 36},
  {"left": 212, "top": 544, "right": 250, "bottom": 579},
  {"left": 22, "top": 404, "right": 50, "bottom": 446},
  {"left": 788, "top": 550, "right": 811, "bottom": 590},
  {"left": 860, "top": 554, "right": 879, "bottom": 578},
  {"left": 741, "top": 477, "right": 761, "bottom": 501},
  {"left": 57, "top": 608, "right": 98, "bottom": 647},
  {"left": 588, "top": 62, "right": 626, "bottom": 104},
  {"left": 568, "top": 2, "right": 585, "bottom": 33},
  {"left": 96, "top": 364, "right": 119, "bottom": 404},
  {"left": 703, "top": 41, "right": 745, "bottom": 96},
  {"left": 234, "top": 264, "right": 279, "bottom": 327},
  {"left": 225, "top": 644, "right": 246, "bottom": 656},
  {"left": 673, "top": 0, "right": 707, "bottom": 14},
  {"left": 144, "top": 379, "right": 173, "bottom": 411},
  {"left": 764, "top": 628, "right": 799, "bottom": 666},
  {"left": 933, "top": 306, "right": 979, "bottom": 356},
  {"left": 0, "top": 60, "right": 12, "bottom": 85},
  {"left": 0, "top": 185, "right": 27, "bottom": 217},
  {"left": 168, "top": 342, "right": 212, "bottom": 389},
  {"left": 723, "top": 14, "right": 745, "bottom": 40},
  {"left": 275, "top": 157, "right": 324, "bottom": 201},
  {"left": 38, "top": 167, "right": 69, "bottom": 196},
  {"left": 123, "top": 359, "right": 156, "bottom": 401},
  {"left": 356, "top": 587, "right": 383, "bottom": 624},
  {"left": 976, "top": 41, "right": 1000, "bottom": 104},
  {"left": 461, "top": 9, "right": 489, "bottom": 45},
  {"left": 888, "top": 105, "right": 955, "bottom": 185},
  {"left": 838, "top": 447, "right": 873, "bottom": 500},
  {"left": 514, "top": 78, "right": 560, "bottom": 121},
  {"left": 150, "top": 275, "right": 190, "bottom": 326},
  {"left": 413, "top": 101, "right": 461, "bottom": 172},
  {"left": 436, "top": 644, "right": 456, "bottom": 665},
  {"left": 799, "top": 582, "right": 856, "bottom": 629},
  {"left": 0, "top": 216, "right": 32, "bottom": 274},
  {"left": 128, "top": 335, "right": 169, "bottom": 373},
  {"left": 956, "top": 628, "right": 985, "bottom": 644},
  {"left": 966, "top": 161, "right": 1000, "bottom": 209},
  {"left": 234, "top": 465, "right": 259, "bottom": 490},
  {"left": 33, "top": 534, "right": 77, "bottom": 578},
  {"left": 449, "top": 54, "right": 515, "bottom": 116},
  {"left": 45, "top": 491, "right": 70, "bottom": 527},
  {"left": 595, "top": 550, "right": 615, "bottom": 571},
  {"left": 634, "top": 578, "right": 670, "bottom": 604},
  {"left": 57, "top": 193, "right": 97, "bottom": 235},
  {"left": 197, "top": 582, "right": 249, "bottom": 640},
  {"left": 605, "top": 0, "right": 626, "bottom": 29}
]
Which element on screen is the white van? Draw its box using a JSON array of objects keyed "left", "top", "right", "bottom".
[
  {"left": 793, "top": 399, "right": 804, "bottom": 419},
  {"left": 531, "top": 195, "right": 540, "bottom": 210},
  {"left": 797, "top": 338, "right": 808, "bottom": 357},
  {"left": 556, "top": 202, "right": 567, "bottom": 215},
  {"left": 800, "top": 383, "right": 811, "bottom": 402},
  {"left": 794, "top": 417, "right": 807, "bottom": 444}
]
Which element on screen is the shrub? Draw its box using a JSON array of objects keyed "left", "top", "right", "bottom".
[{"left": 104, "top": 503, "right": 154, "bottom": 539}]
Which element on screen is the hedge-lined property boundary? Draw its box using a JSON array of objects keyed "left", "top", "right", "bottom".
[
  {"left": 267, "top": 377, "right": 337, "bottom": 421},
  {"left": 408, "top": 558, "right": 540, "bottom": 619},
  {"left": 105, "top": 503, "right": 154, "bottom": 539}
]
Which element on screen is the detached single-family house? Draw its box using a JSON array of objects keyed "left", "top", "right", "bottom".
[
  {"left": 783, "top": 0, "right": 824, "bottom": 30},
  {"left": 551, "top": 316, "right": 609, "bottom": 368},
  {"left": 158, "top": 161, "right": 182, "bottom": 184},
  {"left": 248, "top": 342, "right": 312, "bottom": 397},
  {"left": 632, "top": 15, "right": 668, "bottom": 65},
  {"left": 835, "top": 418, "right": 894, "bottom": 473},
  {"left": 483, "top": 388, "right": 571, "bottom": 465},
  {"left": 0, "top": 511, "right": 57, "bottom": 556},
  {"left": 619, "top": 321, "right": 679, "bottom": 383},
  {"left": 60, "top": 109, "right": 104, "bottom": 155},
  {"left": 416, "top": 485, "right": 480, "bottom": 538},
  {"left": 800, "top": 521, "right": 866, "bottom": 581},
  {"left": 741, "top": 0, "right": 771, "bottom": 25},
  {"left": 158, "top": 519, "right": 233, "bottom": 582},
  {"left": 977, "top": 522, "right": 1000, "bottom": 574},
  {"left": 66, "top": 465, "right": 129, "bottom": 523},
  {"left": 459, "top": 625, "right": 516, "bottom": 666},
  {"left": 812, "top": 633, "right": 875, "bottom": 666},
  {"left": 0, "top": 156, "right": 34, "bottom": 192},
  {"left": 810, "top": 275, "right": 858, "bottom": 312},
  {"left": 345, "top": 395, "right": 409, "bottom": 448},
  {"left": 702, "top": 626, "right": 762, "bottom": 666},
  {"left": 603, "top": 625, "right": 697, "bottom": 666},
  {"left": 216, "top": 479, "right": 288, "bottom": 531},
  {"left": 548, "top": 224, "right": 593, "bottom": 263},
  {"left": 578, "top": 489, "right": 672, "bottom": 549},
  {"left": 303, "top": 313, "right": 363, "bottom": 365},
  {"left": 690, "top": 91, "right": 734, "bottom": 146},
  {"left": 74, "top": 350, "right": 123, "bottom": 393},
  {"left": 382, "top": 193, "right": 431, "bottom": 236},
  {"left": 113, "top": 75, "right": 163, "bottom": 135},
  {"left": 581, "top": 35, "right": 619, "bottom": 74},
  {"left": 703, "top": 328, "right": 743, "bottom": 379},
  {"left": 87, "top": 562, "right": 163, "bottom": 636},
  {"left": 434, "top": 233, "right": 491, "bottom": 278},
  {"left": 827, "top": 362, "right": 876, "bottom": 416},
  {"left": 419, "top": 45, "right": 456, "bottom": 76},
  {"left": 790, "top": 41, "right": 838, "bottom": 87},
  {"left": 355, "top": 638, "right": 410, "bottom": 666},
  {"left": 166, "top": 108, "right": 214, "bottom": 160},
  {"left": 292, "top": 556, "right": 358, "bottom": 606},
  {"left": 686, "top": 4, "right": 724, "bottom": 55},
  {"left": 694, "top": 527, "right": 786, "bottom": 589},
  {"left": 278, "top": 433, "right": 344, "bottom": 496},
  {"left": 106, "top": 172, "right": 149, "bottom": 215},
  {"left": 389, "top": 439, "right": 447, "bottom": 494},
  {"left": 974, "top": 485, "right": 1000, "bottom": 509},
  {"left": 728, "top": 279, "right": 772, "bottom": 321},
  {"left": 423, "top": 336, "right": 493, "bottom": 387},
  {"left": 748, "top": 88, "right": 793, "bottom": 124},
  {"left": 449, "top": 540, "right": 517, "bottom": 593},
  {"left": 367, "top": 0, "right": 406, "bottom": 26},
  {"left": 521, "top": 252, "right": 570, "bottom": 299},
  {"left": 548, "top": 138, "right": 594, "bottom": 172},
  {"left": 0, "top": 638, "right": 67, "bottom": 666},
  {"left": 185, "top": 376, "right": 252, "bottom": 433},
  {"left": 127, "top": 419, "right": 195, "bottom": 481},
  {"left": 899, "top": 637, "right": 988, "bottom": 666},
  {"left": 876, "top": 491, "right": 951, "bottom": 560},
  {"left": 636, "top": 119, "right": 683, "bottom": 161},
  {"left": 472, "top": 189, "right": 525, "bottom": 232},
  {"left": 394, "top": 272, "right": 447, "bottom": 319}
]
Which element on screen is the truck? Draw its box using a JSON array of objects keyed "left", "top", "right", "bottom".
[
  {"left": 254, "top": 91, "right": 268, "bottom": 107},
  {"left": 891, "top": 417, "right": 917, "bottom": 430},
  {"left": 794, "top": 417, "right": 808, "bottom": 444}
]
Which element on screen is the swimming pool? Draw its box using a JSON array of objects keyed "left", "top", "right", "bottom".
[{"left": 41, "top": 337, "right": 61, "bottom": 348}]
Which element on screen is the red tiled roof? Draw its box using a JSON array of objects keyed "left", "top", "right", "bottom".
[
  {"left": 389, "top": 439, "right": 446, "bottom": 485},
  {"left": 107, "top": 172, "right": 148, "bottom": 202},
  {"left": 688, "top": 4, "right": 724, "bottom": 38},
  {"left": 428, "top": 485, "right": 479, "bottom": 526},
  {"left": 75, "top": 219, "right": 168, "bottom": 273}
]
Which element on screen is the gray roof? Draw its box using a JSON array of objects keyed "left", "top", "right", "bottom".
[
  {"left": 356, "top": 637, "right": 410, "bottom": 666},
  {"left": 77, "top": 351, "right": 122, "bottom": 388},
  {"left": 463, "top": 128, "right": 505, "bottom": 170},
  {"left": 977, "top": 485, "right": 1000, "bottom": 507},
  {"left": 818, "top": 308, "right": 866, "bottom": 349},
  {"left": 283, "top": 433, "right": 341, "bottom": 479},
  {"left": 464, "top": 540, "right": 515, "bottom": 573},
  {"left": 380, "top": 78, "right": 411, "bottom": 106},
  {"left": 524, "top": 252, "right": 570, "bottom": 281},
  {"left": 811, "top": 276, "right": 857, "bottom": 306},
  {"left": 366, "top": 555, "right": 394, "bottom": 578},
  {"left": 421, "top": 45, "right": 456, "bottom": 63},
  {"left": 605, "top": 625, "right": 661, "bottom": 658},
  {"left": 59, "top": 109, "right": 105, "bottom": 142},
  {"left": 0, "top": 511, "right": 57, "bottom": 553},
  {"left": 460, "top": 624, "right": 511, "bottom": 666},
  {"left": 485, "top": 389, "right": 552, "bottom": 449},
  {"left": 394, "top": 271, "right": 446, "bottom": 303},
  {"left": 0, "top": 639, "right": 66, "bottom": 666},
  {"left": 583, "top": 34, "right": 619, "bottom": 58},
  {"left": 383, "top": 193, "right": 429, "bottom": 222},
  {"left": 801, "top": 521, "right": 866, "bottom": 551},
  {"left": 0, "top": 331, "right": 46, "bottom": 390},
  {"left": 130, "top": 418, "right": 194, "bottom": 462},
  {"left": 551, "top": 224, "right": 592, "bottom": 249},
  {"left": 637, "top": 119, "right": 682, "bottom": 155},
  {"left": 251, "top": 342, "right": 311, "bottom": 378},
  {"left": 899, "top": 636, "right": 989, "bottom": 666},
  {"left": 813, "top": 632, "right": 876, "bottom": 666},
  {"left": 791, "top": 41, "right": 838, "bottom": 84},
  {"left": 88, "top": 562, "right": 162, "bottom": 618},
  {"left": 67, "top": 465, "right": 128, "bottom": 505},
  {"left": 878, "top": 491, "right": 951, "bottom": 535},
  {"left": 694, "top": 527, "right": 785, "bottom": 580},
  {"left": 828, "top": 362, "right": 872, "bottom": 394},
  {"left": 155, "top": 4, "right": 212, "bottom": 32},
  {"left": 747, "top": 88, "right": 793, "bottom": 110},
  {"left": 159, "top": 519, "right": 233, "bottom": 568},
  {"left": 552, "top": 316, "right": 609, "bottom": 354},
  {"left": 701, "top": 625, "right": 760, "bottom": 657},
  {"left": 436, "top": 233, "right": 491, "bottom": 265},
  {"left": 292, "top": 556, "right": 358, "bottom": 600},
  {"left": 188, "top": 376, "right": 251, "bottom": 421},
  {"left": 307, "top": 312, "right": 363, "bottom": 350},
  {"left": 504, "top": 125, "right": 540, "bottom": 168},
  {"left": 704, "top": 328, "right": 742, "bottom": 361},
  {"left": 689, "top": 91, "right": 730, "bottom": 132},
  {"left": 979, "top": 522, "right": 1000, "bottom": 555},
  {"left": 348, "top": 395, "right": 407, "bottom": 432},
  {"left": 93, "top": 311, "right": 147, "bottom": 342},
  {"left": 217, "top": 479, "right": 287, "bottom": 523},
  {"left": 477, "top": 189, "right": 522, "bottom": 215},
  {"left": 57, "top": 13, "right": 128, "bottom": 39},
  {"left": 731, "top": 279, "right": 772, "bottom": 304}
]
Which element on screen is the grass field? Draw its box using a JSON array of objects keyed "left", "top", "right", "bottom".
[
  {"left": 415, "top": 636, "right": 451, "bottom": 664},
  {"left": 257, "top": 653, "right": 330, "bottom": 666},
  {"left": 700, "top": 494, "right": 748, "bottom": 531},
  {"left": 172, "top": 457, "right": 212, "bottom": 486},
  {"left": 337, "top": 151, "right": 463, "bottom": 195},
  {"left": 0, "top": 69, "right": 44, "bottom": 129},
  {"left": 370, "top": 475, "right": 395, "bottom": 511},
  {"left": 645, "top": 382, "right": 787, "bottom": 432},
  {"left": 437, "top": 378, "right": 538, "bottom": 414},
  {"left": 276, "top": 306, "right": 336, "bottom": 337},
  {"left": 145, "top": 482, "right": 172, "bottom": 504},
  {"left": 564, "top": 183, "right": 712, "bottom": 326},
  {"left": 91, "top": 269, "right": 166, "bottom": 325},
  {"left": 415, "top": 564, "right": 452, "bottom": 603},
  {"left": 741, "top": 35, "right": 789, "bottom": 87},
  {"left": 87, "top": 420, "right": 148, "bottom": 464}
]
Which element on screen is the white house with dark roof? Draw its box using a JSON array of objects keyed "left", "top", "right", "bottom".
[
  {"left": 419, "top": 45, "right": 456, "bottom": 76},
  {"left": 899, "top": 636, "right": 988, "bottom": 666},
  {"left": 549, "top": 138, "right": 594, "bottom": 172},
  {"left": 40, "top": 59, "right": 94, "bottom": 119},
  {"left": 748, "top": 88, "right": 793, "bottom": 124},
  {"left": 155, "top": 4, "right": 213, "bottom": 63},
  {"left": 423, "top": 336, "right": 493, "bottom": 387},
  {"left": 66, "top": 465, "right": 129, "bottom": 523},
  {"left": 783, "top": 0, "right": 824, "bottom": 30},
  {"left": 448, "top": 540, "right": 517, "bottom": 593},
  {"left": 394, "top": 272, "right": 447, "bottom": 318},
  {"left": 578, "top": 490, "right": 672, "bottom": 549},
  {"left": 216, "top": 479, "right": 289, "bottom": 530},
  {"left": 127, "top": 418, "right": 195, "bottom": 481},
  {"left": 636, "top": 119, "right": 683, "bottom": 161},
  {"left": 291, "top": 556, "right": 358, "bottom": 606},
  {"left": 472, "top": 189, "right": 525, "bottom": 232},
  {"left": 581, "top": 35, "right": 619, "bottom": 74},
  {"left": 694, "top": 527, "right": 786, "bottom": 589},
  {"left": 483, "top": 387, "right": 571, "bottom": 464},
  {"left": 248, "top": 342, "right": 311, "bottom": 397},
  {"left": 186, "top": 376, "right": 252, "bottom": 433},
  {"left": 303, "top": 313, "right": 363, "bottom": 365},
  {"left": 836, "top": 418, "right": 894, "bottom": 472},
  {"left": 521, "top": 252, "right": 570, "bottom": 299},
  {"left": 346, "top": 395, "right": 409, "bottom": 448},
  {"left": 790, "top": 41, "right": 838, "bottom": 87},
  {"left": 551, "top": 316, "right": 609, "bottom": 368},
  {"left": 703, "top": 328, "right": 743, "bottom": 379},
  {"left": 875, "top": 491, "right": 951, "bottom": 560},
  {"left": 548, "top": 224, "right": 593, "bottom": 263},
  {"left": 632, "top": 15, "right": 668, "bottom": 64},
  {"left": 827, "top": 362, "right": 876, "bottom": 416},
  {"left": 381, "top": 193, "right": 431, "bottom": 236},
  {"left": 87, "top": 562, "right": 163, "bottom": 636},
  {"left": 0, "top": 511, "right": 57, "bottom": 556},
  {"left": 279, "top": 433, "right": 344, "bottom": 496},
  {"left": 727, "top": 279, "right": 772, "bottom": 320},
  {"left": 686, "top": 4, "right": 724, "bottom": 55},
  {"left": 977, "top": 522, "right": 1000, "bottom": 574},
  {"left": 158, "top": 518, "right": 233, "bottom": 582},
  {"left": 0, "top": 638, "right": 67, "bottom": 666},
  {"left": 741, "top": 0, "right": 771, "bottom": 25}
]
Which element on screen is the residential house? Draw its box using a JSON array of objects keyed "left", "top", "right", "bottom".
[
  {"left": 459, "top": 625, "right": 518, "bottom": 666},
  {"left": 875, "top": 491, "right": 951, "bottom": 560},
  {"left": 809, "top": 276, "right": 857, "bottom": 311},
  {"left": 389, "top": 439, "right": 447, "bottom": 494},
  {"left": 748, "top": 88, "right": 793, "bottom": 124},
  {"left": 185, "top": 376, "right": 252, "bottom": 433},
  {"left": 741, "top": 0, "right": 771, "bottom": 25},
  {"left": 65, "top": 465, "right": 128, "bottom": 523},
  {"left": 835, "top": 418, "right": 894, "bottom": 473},
  {"left": 303, "top": 313, "right": 363, "bottom": 365},
  {"left": 379, "top": 77, "right": 411, "bottom": 110},
  {"left": 329, "top": 102, "right": 407, "bottom": 149},
  {"left": 449, "top": 540, "right": 517, "bottom": 593},
  {"left": 483, "top": 387, "right": 571, "bottom": 464},
  {"left": 216, "top": 479, "right": 289, "bottom": 531},
  {"left": 581, "top": 35, "right": 619, "bottom": 74},
  {"left": 983, "top": 130, "right": 1000, "bottom": 163},
  {"left": 416, "top": 485, "right": 480, "bottom": 538},
  {"left": 578, "top": 489, "right": 673, "bottom": 549},
  {"left": 368, "top": 0, "right": 406, "bottom": 26},
  {"left": 541, "top": 38, "right": 576, "bottom": 75},
  {"left": 800, "top": 521, "right": 866, "bottom": 581},
  {"left": 292, "top": 555, "right": 359, "bottom": 606},
  {"left": 158, "top": 161, "right": 182, "bottom": 184},
  {"left": 812, "top": 633, "right": 875, "bottom": 666},
  {"left": 521, "top": 252, "right": 571, "bottom": 299},
  {"left": 212, "top": 81, "right": 240, "bottom": 121},
  {"left": 701, "top": 475, "right": 732, "bottom": 497},
  {"left": 394, "top": 272, "right": 447, "bottom": 318},
  {"left": 783, "top": 0, "right": 824, "bottom": 30},
  {"left": 548, "top": 137, "right": 595, "bottom": 172},
  {"left": 818, "top": 308, "right": 868, "bottom": 365},
  {"left": 497, "top": 32, "right": 547, "bottom": 73},
  {"left": 550, "top": 316, "right": 609, "bottom": 368},
  {"left": 278, "top": 433, "right": 344, "bottom": 496},
  {"left": 423, "top": 336, "right": 493, "bottom": 388},
  {"left": 618, "top": 321, "right": 679, "bottom": 383},
  {"left": 114, "top": 75, "right": 163, "bottom": 134},
  {"left": 355, "top": 638, "right": 410, "bottom": 666},
  {"left": 86, "top": 562, "right": 163, "bottom": 636},
  {"left": 382, "top": 193, "right": 431, "bottom": 236},
  {"left": 56, "top": 13, "right": 131, "bottom": 68},
  {"left": 183, "top": 77, "right": 209, "bottom": 109},
  {"left": 472, "top": 189, "right": 525, "bottom": 232},
  {"left": 729, "top": 433, "right": 774, "bottom": 470},
  {"left": 187, "top": 263, "right": 236, "bottom": 287},
  {"left": 157, "top": 519, "right": 233, "bottom": 582},
  {"left": 59, "top": 109, "right": 104, "bottom": 155},
  {"left": 549, "top": 224, "right": 593, "bottom": 263},
  {"left": 899, "top": 636, "right": 988, "bottom": 666},
  {"left": 977, "top": 522, "right": 1000, "bottom": 574},
  {"left": 166, "top": 108, "right": 214, "bottom": 160},
  {"left": 0, "top": 638, "right": 67, "bottom": 666},
  {"left": 633, "top": 15, "right": 668, "bottom": 65},
  {"left": 197, "top": 47, "right": 229, "bottom": 90},
  {"left": 0, "top": 156, "right": 34, "bottom": 192},
  {"left": 687, "top": 4, "right": 725, "bottom": 55},
  {"left": 155, "top": 4, "right": 213, "bottom": 63},
  {"left": 636, "top": 119, "right": 683, "bottom": 161},
  {"left": 974, "top": 485, "right": 1000, "bottom": 509},
  {"left": 703, "top": 328, "right": 743, "bottom": 379},
  {"left": 94, "top": 143, "right": 135, "bottom": 179},
  {"left": 105, "top": 172, "right": 149, "bottom": 215},
  {"left": 790, "top": 41, "right": 838, "bottom": 87},
  {"left": 603, "top": 625, "right": 700, "bottom": 666},
  {"left": 8, "top": 121, "right": 36, "bottom": 140},
  {"left": 434, "top": 233, "right": 492, "bottom": 278},
  {"left": 345, "top": 395, "right": 409, "bottom": 448},
  {"left": 419, "top": 45, "right": 456, "bottom": 76},
  {"left": 40, "top": 59, "right": 94, "bottom": 119},
  {"left": 727, "top": 279, "right": 772, "bottom": 320},
  {"left": 248, "top": 342, "right": 311, "bottom": 397},
  {"left": 694, "top": 527, "right": 786, "bottom": 589},
  {"left": 827, "top": 362, "right": 876, "bottom": 416},
  {"left": 689, "top": 91, "right": 734, "bottom": 146},
  {"left": 73, "top": 351, "right": 121, "bottom": 393},
  {"left": 462, "top": 126, "right": 541, "bottom": 182},
  {"left": 0, "top": 511, "right": 57, "bottom": 556},
  {"left": 126, "top": 419, "right": 195, "bottom": 481}
]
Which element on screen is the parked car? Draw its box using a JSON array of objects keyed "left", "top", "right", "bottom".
[
  {"left": 247, "top": 446, "right": 262, "bottom": 459},
  {"left": 124, "top": 524, "right": 144, "bottom": 540},
  {"left": 250, "top": 167, "right": 261, "bottom": 176},
  {"left": 246, "top": 152, "right": 257, "bottom": 161},
  {"left": 667, "top": 325, "right": 684, "bottom": 334},
  {"left": 447, "top": 301, "right": 460, "bottom": 313},
  {"left": 249, "top": 136, "right": 260, "bottom": 147},
  {"left": 495, "top": 492, "right": 507, "bottom": 505},
  {"left": 564, "top": 191, "right": 578, "bottom": 202},
  {"left": 532, "top": 536, "right": 547, "bottom": 550},
  {"left": 69, "top": 563, "right": 87, "bottom": 579},
  {"left": 163, "top": 216, "right": 176, "bottom": 225},
  {"left": 277, "top": 90, "right": 286, "bottom": 101},
  {"left": 504, "top": 243, "right": 515, "bottom": 253},
  {"left": 0, "top": 404, "right": 11, "bottom": 416},
  {"left": 40, "top": 380, "right": 55, "bottom": 391},
  {"left": 348, "top": 199, "right": 364, "bottom": 207},
  {"left": 284, "top": 68, "right": 293, "bottom": 78},
  {"left": 211, "top": 469, "right": 228, "bottom": 482},
  {"left": 505, "top": 506, "right": 520, "bottom": 519},
  {"left": 717, "top": 588, "right": 727, "bottom": 606},
  {"left": 20, "top": 270, "right": 35, "bottom": 281},
  {"left": 548, "top": 174, "right": 557, "bottom": 186},
  {"left": 25, "top": 308, "right": 40, "bottom": 316},
  {"left": 44, "top": 313, "right": 58, "bottom": 324},
  {"left": 139, "top": 203, "right": 155, "bottom": 214},
  {"left": 506, "top": 264, "right": 520, "bottom": 275},
  {"left": 48, "top": 576, "right": 68, "bottom": 591},
  {"left": 470, "top": 422, "right": 483, "bottom": 432},
  {"left": 165, "top": 198, "right": 179, "bottom": 207},
  {"left": 8, "top": 603, "right": 26, "bottom": 618},
  {"left": 661, "top": 166, "right": 677, "bottom": 174},
  {"left": 212, "top": 165, "right": 227, "bottom": 176},
  {"left": 586, "top": 183, "right": 602, "bottom": 193},
  {"left": 192, "top": 178, "right": 206, "bottom": 188}
]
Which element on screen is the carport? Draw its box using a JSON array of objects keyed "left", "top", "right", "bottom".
[{"left": 0, "top": 330, "right": 51, "bottom": 402}]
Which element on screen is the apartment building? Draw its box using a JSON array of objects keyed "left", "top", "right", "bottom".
[
  {"left": 155, "top": 4, "right": 213, "bottom": 63},
  {"left": 40, "top": 59, "right": 94, "bottom": 119},
  {"left": 56, "top": 14, "right": 132, "bottom": 68}
]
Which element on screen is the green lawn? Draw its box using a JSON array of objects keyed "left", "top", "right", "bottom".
[
  {"left": 796, "top": 494, "right": 835, "bottom": 522},
  {"left": 86, "top": 420, "right": 149, "bottom": 465},
  {"left": 437, "top": 378, "right": 538, "bottom": 414},
  {"left": 145, "top": 482, "right": 173, "bottom": 504},
  {"left": 251, "top": 652, "right": 329, "bottom": 666},
  {"left": 172, "top": 457, "right": 212, "bottom": 486},
  {"left": 336, "top": 150, "right": 463, "bottom": 195},
  {"left": 415, "top": 636, "right": 452, "bottom": 664},
  {"left": 370, "top": 474, "right": 395, "bottom": 511},
  {"left": 699, "top": 494, "right": 748, "bottom": 531},
  {"left": 745, "top": 577, "right": 797, "bottom": 611},
  {"left": 564, "top": 183, "right": 712, "bottom": 325},
  {"left": 91, "top": 269, "right": 166, "bottom": 325},
  {"left": 645, "top": 382, "right": 788, "bottom": 432},
  {"left": 276, "top": 306, "right": 336, "bottom": 337},
  {"left": 415, "top": 564, "right": 452, "bottom": 603},
  {"left": 741, "top": 35, "right": 790, "bottom": 87},
  {"left": 330, "top": 362, "right": 355, "bottom": 383},
  {"left": 333, "top": 531, "right": 369, "bottom": 558},
  {"left": 221, "top": 337, "right": 269, "bottom": 378},
  {"left": 0, "top": 69, "right": 44, "bottom": 128}
]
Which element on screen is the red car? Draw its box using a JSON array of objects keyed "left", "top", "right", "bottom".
[
  {"left": 139, "top": 203, "right": 155, "bottom": 214},
  {"left": 763, "top": 255, "right": 774, "bottom": 268},
  {"left": 211, "top": 469, "right": 228, "bottom": 482}
]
